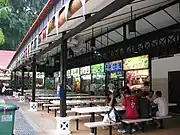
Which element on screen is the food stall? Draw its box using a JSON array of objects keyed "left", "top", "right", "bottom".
[
  {"left": 36, "top": 72, "right": 45, "bottom": 88},
  {"left": 123, "top": 55, "right": 150, "bottom": 90},
  {"left": 105, "top": 60, "right": 124, "bottom": 89},
  {"left": 71, "top": 68, "right": 80, "bottom": 91},
  {"left": 80, "top": 66, "right": 91, "bottom": 93},
  {"left": 91, "top": 63, "right": 105, "bottom": 94}
]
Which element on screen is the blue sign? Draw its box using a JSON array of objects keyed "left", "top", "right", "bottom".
[
  {"left": 105, "top": 60, "right": 122, "bottom": 73},
  {"left": 57, "top": 84, "right": 64, "bottom": 98}
]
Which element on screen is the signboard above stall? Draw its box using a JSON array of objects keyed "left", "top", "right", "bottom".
[
  {"left": 123, "top": 55, "right": 149, "bottom": 70},
  {"left": 80, "top": 66, "right": 90, "bottom": 75},
  {"left": 91, "top": 63, "right": 104, "bottom": 74},
  {"left": 105, "top": 60, "right": 122, "bottom": 73},
  {"left": 71, "top": 68, "right": 79, "bottom": 77}
]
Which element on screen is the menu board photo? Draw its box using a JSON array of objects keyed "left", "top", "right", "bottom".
[
  {"left": 80, "top": 66, "right": 90, "bottom": 75},
  {"left": 91, "top": 63, "right": 104, "bottom": 74},
  {"left": 123, "top": 55, "right": 149, "bottom": 70},
  {"left": 105, "top": 60, "right": 122, "bottom": 73},
  {"left": 71, "top": 68, "right": 79, "bottom": 76}
]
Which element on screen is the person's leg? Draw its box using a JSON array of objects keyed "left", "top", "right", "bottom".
[
  {"left": 118, "top": 112, "right": 127, "bottom": 133},
  {"left": 154, "top": 112, "right": 161, "bottom": 128}
]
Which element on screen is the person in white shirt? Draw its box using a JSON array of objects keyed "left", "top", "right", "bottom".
[
  {"left": 153, "top": 91, "right": 168, "bottom": 128},
  {"left": 154, "top": 91, "right": 168, "bottom": 117}
]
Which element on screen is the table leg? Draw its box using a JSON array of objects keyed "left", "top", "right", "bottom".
[
  {"left": 109, "top": 126, "right": 112, "bottom": 135},
  {"left": 160, "top": 119, "right": 164, "bottom": 129},
  {"left": 75, "top": 112, "right": 79, "bottom": 130},
  {"left": 90, "top": 112, "right": 95, "bottom": 134}
]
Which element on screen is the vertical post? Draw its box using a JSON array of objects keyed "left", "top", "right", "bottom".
[
  {"left": 10, "top": 72, "right": 13, "bottom": 88},
  {"left": 123, "top": 25, "right": 127, "bottom": 85},
  {"left": 21, "top": 66, "right": 25, "bottom": 96},
  {"left": 105, "top": 72, "right": 109, "bottom": 94},
  {"left": 149, "top": 56, "right": 152, "bottom": 91},
  {"left": 123, "top": 25, "right": 127, "bottom": 41},
  {"left": 60, "top": 31, "right": 67, "bottom": 117},
  {"left": 28, "top": 72, "right": 30, "bottom": 88},
  {"left": 14, "top": 70, "right": 17, "bottom": 91},
  {"left": 32, "top": 57, "right": 36, "bottom": 102}
]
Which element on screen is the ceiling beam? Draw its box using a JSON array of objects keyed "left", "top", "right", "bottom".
[{"left": 34, "top": 0, "right": 135, "bottom": 58}]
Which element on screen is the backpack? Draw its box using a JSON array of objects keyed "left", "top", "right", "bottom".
[{"left": 106, "top": 107, "right": 121, "bottom": 123}]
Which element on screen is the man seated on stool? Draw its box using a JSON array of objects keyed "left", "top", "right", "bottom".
[{"left": 153, "top": 91, "right": 168, "bottom": 128}]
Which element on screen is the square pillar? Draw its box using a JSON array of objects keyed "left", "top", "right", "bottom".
[
  {"left": 29, "top": 57, "right": 37, "bottom": 112},
  {"left": 32, "top": 57, "right": 36, "bottom": 102},
  {"left": 60, "top": 31, "right": 67, "bottom": 117},
  {"left": 21, "top": 66, "right": 25, "bottom": 96},
  {"left": 56, "top": 117, "right": 71, "bottom": 135}
]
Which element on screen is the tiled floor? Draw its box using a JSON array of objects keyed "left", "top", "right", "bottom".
[{"left": 3, "top": 96, "right": 180, "bottom": 135}]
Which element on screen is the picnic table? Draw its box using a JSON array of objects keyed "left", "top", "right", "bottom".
[
  {"left": 71, "top": 106, "right": 125, "bottom": 134},
  {"left": 38, "top": 96, "right": 105, "bottom": 100},
  {"left": 50, "top": 99, "right": 105, "bottom": 106}
]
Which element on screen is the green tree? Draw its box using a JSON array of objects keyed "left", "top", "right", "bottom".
[
  {"left": 0, "top": 0, "right": 11, "bottom": 45},
  {"left": 0, "top": 0, "right": 47, "bottom": 50}
]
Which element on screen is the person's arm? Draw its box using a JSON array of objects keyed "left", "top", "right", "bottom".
[
  {"left": 108, "top": 96, "right": 114, "bottom": 106},
  {"left": 122, "top": 97, "right": 126, "bottom": 107}
]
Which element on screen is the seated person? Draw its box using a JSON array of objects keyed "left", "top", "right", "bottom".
[
  {"left": 122, "top": 89, "right": 139, "bottom": 119},
  {"left": 153, "top": 91, "right": 168, "bottom": 128},
  {"left": 138, "top": 91, "right": 152, "bottom": 118},
  {"left": 118, "top": 86, "right": 130, "bottom": 104},
  {"left": 118, "top": 90, "right": 139, "bottom": 133},
  {"left": 154, "top": 91, "right": 168, "bottom": 117},
  {"left": 147, "top": 90, "right": 155, "bottom": 102},
  {"left": 136, "top": 89, "right": 143, "bottom": 98},
  {"left": 105, "top": 91, "right": 117, "bottom": 107}
]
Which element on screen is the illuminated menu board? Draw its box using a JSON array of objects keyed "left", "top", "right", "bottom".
[
  {"left": 71, "top": 68, "right": 79, "bottom": 76},
  {"left": 105, "top": 60, "right": 122, "bottom": 73},
  {"left": 80, "top": 66, "right": 90, "bottom": 75},
  {"left": 67, "top": 70, "right": 71, "bottom": 77},
  {"left": 91, "top": 63, "right": 104, "bottom": 74},
  {"left": 123, "top": 55, "right": 149, "bottom": 70}
]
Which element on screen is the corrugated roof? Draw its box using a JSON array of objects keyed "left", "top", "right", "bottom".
[
  {"left": 0, "top": 50, "right": 16, "bottom": 69},
  {"left": 14, "top": 0, "right": 54, "bottom": 57}
]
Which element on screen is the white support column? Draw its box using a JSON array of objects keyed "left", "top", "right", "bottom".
[
  {"left": 19, "top": 96, "right": 25, "bottom": 102},
  {"left": 29, "top": 102, "right": 38, "bottom": 112},
  {"left": 56, "top": 117, "right": 71, "bottom": 135}
]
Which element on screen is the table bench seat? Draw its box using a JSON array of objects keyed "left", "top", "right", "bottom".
[
  {"left": 122, "top": 118, "right": 153, "bottom": 134},
  {"left": 43, "top": 103, "right": 57, "bottom": 107},
  {"left": 153, "top": 115, "right": 172, "bottom": 120},
  {"left": 153, "top": 115, "right": 172, "bottom": 129},
  {"left": 57, "top": 110, "right": 74, "bottom": 114},
  {"left": 84, "top": 121, "right": 121, "bottom": 135},
  {"left": 84, "top": 121, "right": 121, "bottom": 128},
  {"left": 122, "top": 118, "right": 153, "bottom": 124},
  {"left": 68, "top": 114, "right": 91, "bottom": 120}
]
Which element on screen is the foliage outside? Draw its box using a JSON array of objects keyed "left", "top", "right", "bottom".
[{"left": 0, "top": 0, "right": 47, "bottom": 50}]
